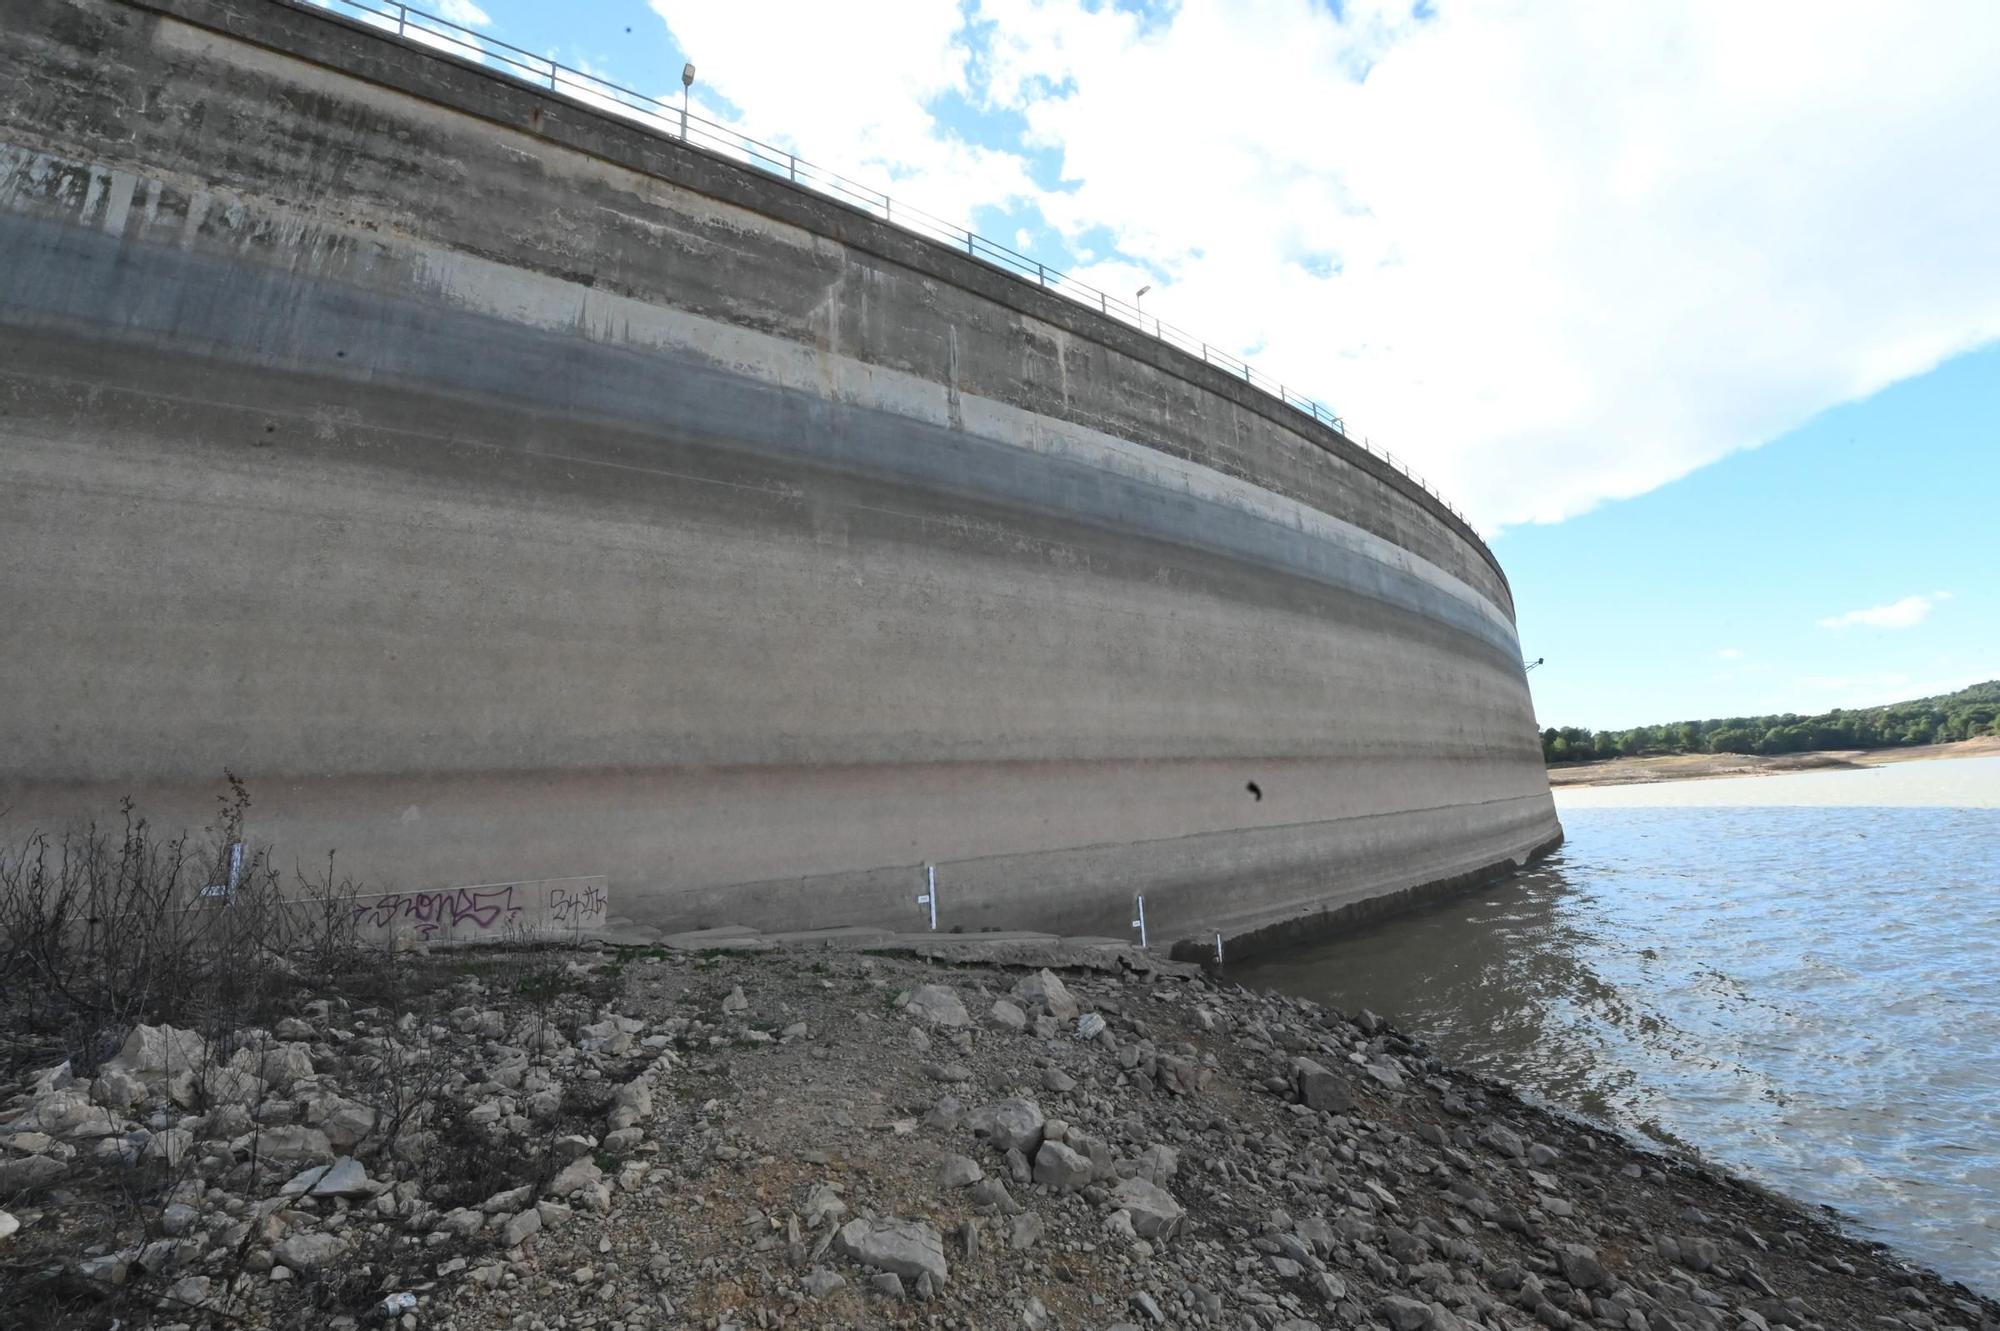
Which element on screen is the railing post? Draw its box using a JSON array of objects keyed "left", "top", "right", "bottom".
[
  {"left": 1037, "top": 262, "right": 1045, "bottom": 286},
  {"left": 789, "top": 153, "right": 797, "bottom": 183},
  {"left": 395, "top": 2, "right": 406, "bottom": 37}
]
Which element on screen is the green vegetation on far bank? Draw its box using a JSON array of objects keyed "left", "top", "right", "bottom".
[{"left": 1542, "top": 680, "right": 2000, "bottom": 765}]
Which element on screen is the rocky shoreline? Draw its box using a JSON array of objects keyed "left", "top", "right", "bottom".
[{"left": 3, "top": 938, "right": 1996, "bottom": 1331}]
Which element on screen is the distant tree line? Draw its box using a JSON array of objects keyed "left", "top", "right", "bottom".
[{"left": 1542, "top": 680, "right": 2000, "bottom": 765}]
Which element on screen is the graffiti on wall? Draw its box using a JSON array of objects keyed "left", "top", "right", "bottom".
[
  {"left": 343, "top": 875, "right": 609, "bottom": 945},
  {"left": 350, "top": 884, "right": 526, "bottom": 939},
  {"left": 548, "top": 880, "right": 607, "bottom": 927}
]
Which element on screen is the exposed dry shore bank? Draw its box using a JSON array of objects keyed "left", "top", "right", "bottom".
[
  {"left": 4, "top": 935, "right": 1996, "bottom": 1331},
  {"left": 1547, "top": 737, "right": 2000, "bottom": 789}
]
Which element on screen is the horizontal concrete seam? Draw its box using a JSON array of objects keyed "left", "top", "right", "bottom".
[
  {"left": 111, "top": 0, "right": 1511, "bottom": 606},
  {"left": 713, "top": 792, "right": 1561, "bottom": 890},
  {"left": 1197, "top": 829, "right": 1565, "bottom": 960},
  {"left": 0, "top": 348, "right": 1521, "bottom": 661},
  {"left": 0, "top": 759, "right": 1552, "bottom": 811},
  {"left": 1196, "top": 825, "right": 1564, "bottom": 925}
]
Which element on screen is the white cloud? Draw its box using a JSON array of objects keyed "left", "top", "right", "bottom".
[
  {"left": 972, "top": 0, "right": 2000, "bottom": 530},
  {"left": 434, "top": 0, "right": 491, "bottom": 28},
  {"left": 1716, "top": 647, "right": 1743, "bottom": 660},
  {"left": 626, "top": 1, "right": 2000, "bottom": 533},
  {"left": 647, "top": 0, "right": 1042, "bottom": 225},
  {"left": 1817, "top": 591, "right": 1953, "bottom": 630}
]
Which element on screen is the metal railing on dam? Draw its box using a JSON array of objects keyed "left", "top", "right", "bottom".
[{"left": 297, "top": 0, "right": 1484, "bottom": 544}]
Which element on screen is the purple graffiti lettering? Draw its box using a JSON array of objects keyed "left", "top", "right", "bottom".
[{"left": 352, "top": 885, "right": 523, "bottom": 938}]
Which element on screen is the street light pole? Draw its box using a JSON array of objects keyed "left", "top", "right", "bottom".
[
  {"left": 1135, "top": 283, "right": 1151, "bottom": 315},
  {"left": 680, "top": 62, "right": 696, "bottom": 141}
]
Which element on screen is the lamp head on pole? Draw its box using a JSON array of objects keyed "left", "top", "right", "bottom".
[
  {"left": 1136, "top": 284, "right": 1152, "bottom": 300},
  {"left": 682, "top": 62, "right": 697, "bottom": 89}
]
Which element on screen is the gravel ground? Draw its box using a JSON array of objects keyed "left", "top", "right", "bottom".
[{"left": 5, "top": 941, "right": 1997, "bottom": 1331}]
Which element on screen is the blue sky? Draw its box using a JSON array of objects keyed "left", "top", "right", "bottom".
[
  {"left": 1502, "top": 345, "right": 1998, "bottom": 729},
  {"left": 341, "top": 0, "right": 1998, "bottom": 729}
]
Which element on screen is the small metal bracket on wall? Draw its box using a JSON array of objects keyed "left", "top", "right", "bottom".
[
  {"left": 917, "top": 864, "right": 938, "bottom": 931},
  {"left": 1131, "top": 894, "right": 1148, "bottom": 950}
]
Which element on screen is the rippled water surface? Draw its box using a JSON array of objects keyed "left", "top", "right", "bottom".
[{"left": 1237, "top": 755, "right": 2000, "bottom": 1293}]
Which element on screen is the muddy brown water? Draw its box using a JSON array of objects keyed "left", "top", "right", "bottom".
[{"left": 1238, "top": 755, "right": 2000, "bottom": 1294}]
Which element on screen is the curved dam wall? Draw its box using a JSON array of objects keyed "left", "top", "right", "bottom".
[{"left": 0, "top": 0, "right": 1560, "bottom": 948}]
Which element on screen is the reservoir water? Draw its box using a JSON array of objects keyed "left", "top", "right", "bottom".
[{"left": 1238, "top": 754, "right": 2000, "bottom": 1294}]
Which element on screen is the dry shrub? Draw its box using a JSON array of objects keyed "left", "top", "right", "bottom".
[{"left": 0, "top": 774, "right": 376, "bottom": 1081}]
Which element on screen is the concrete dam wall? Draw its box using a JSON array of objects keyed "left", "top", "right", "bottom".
[{"left": 0, "top": 0, "right": 1560, "bottom": 949}]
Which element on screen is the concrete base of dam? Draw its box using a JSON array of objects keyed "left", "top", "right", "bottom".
[{"left": 0, "top": 0, "right": 1559, "bottom": 951}]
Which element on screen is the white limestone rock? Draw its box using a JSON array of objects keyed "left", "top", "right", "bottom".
[
  {"left": 835, "top": 1216, "right": 948, "bottom": 1284},
  {"left": 903, "top": 984, "right": 970, "bottom": 1028},
  {"left": 1010, "top": 969, "right": 1080, "bottom": 1021}
]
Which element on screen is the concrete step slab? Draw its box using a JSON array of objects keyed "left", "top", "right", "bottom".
[{"left": 761, "top": 926, "right": 898, "bottom": 945}]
